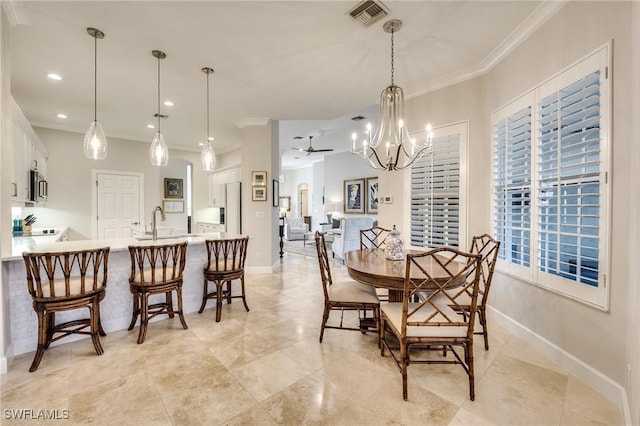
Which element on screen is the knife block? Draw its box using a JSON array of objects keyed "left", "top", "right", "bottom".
[{"left": 23, "top": 225, "right": 32, "bottom": 235}]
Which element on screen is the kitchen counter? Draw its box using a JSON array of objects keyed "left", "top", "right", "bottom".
[{"left": 1, "top": 231, "right": 245, "bottom": 364}]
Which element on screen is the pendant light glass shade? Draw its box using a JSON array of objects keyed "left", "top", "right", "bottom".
[
  {"left": 350, "top": 19, "right": 432, "bottom": 171},
  {"left": 84, "top": 28, "right": 107, "bottom": 160},
  {"left": 150, "top": 131, "right": 169, "bottom": 166},
  {"left": 84, "top": 120, "right": 108, "bottom": 160},
  {"left": 201, "top": 140, "right": 215, "bottom": 171},
  {"left": 150, "top": 50, "right": 168, "bottom": 166},
  {"left": 200, "top": 67, "right": 216, "bottom": 172}
]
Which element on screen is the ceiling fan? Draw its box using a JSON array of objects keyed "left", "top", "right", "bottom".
[{"left": 292, "top": 136, "right": 334, "bottom": 156}]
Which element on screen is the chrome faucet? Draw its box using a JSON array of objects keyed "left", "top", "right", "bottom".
[{"left": 151, "top": 205, "right": 166, "bottom": 240}]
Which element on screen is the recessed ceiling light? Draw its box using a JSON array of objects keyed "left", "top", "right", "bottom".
[
  {"left": 56, "top": 113, "right": 67, "bottom": 119},
  {"left": 47, "top": 73, "right": 62, "bottom": 81},
  {"left": 207, "top": 137, "right": 214, "bottom": 141},
  {"left": 146, "top": 124, "right": 155, "bottom": 129},
  {"left": 198, "top": 142, "right": 204, "bottom": 146},
  {"left": 164, "top": 100, "right": 174, "bottom": 107}
]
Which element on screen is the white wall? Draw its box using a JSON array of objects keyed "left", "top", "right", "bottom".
[{"left": 322, "top": 151, "right": 378, "bottom": 218}]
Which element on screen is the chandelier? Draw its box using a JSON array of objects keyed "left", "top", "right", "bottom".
[
  {"left": 351, "top": 19, "right": 432, "bottom": 171},
  {"left": 200, "top": 67, "right": 216, "bottom": 172}
]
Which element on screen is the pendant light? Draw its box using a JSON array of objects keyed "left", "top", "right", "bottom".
[
  {"left": 83, "top": 28, "right": 107, "bottom": 160},
  {"left": 200, "top": 67, "right": 216, "bottom": 172},
  {"left": 350, "top": 19, "right": 432, "bottom": 171},
  {"left": 150, "top": 50, "right": 168, "bottom": 166}
]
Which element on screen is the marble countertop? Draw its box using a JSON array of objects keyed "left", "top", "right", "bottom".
[{"left": 4, "top": 232, "right": 241, "bottom": 261}]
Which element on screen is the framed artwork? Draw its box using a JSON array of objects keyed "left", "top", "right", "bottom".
[
  {"left": 163, "top": 200, "right": 184, "bottom": 213},
  {"left": 164, "top": 178, "right": 183, "bottom": 199},
  {"left": 272, "top": 180, "right": 279, "bottom": 207},
  {"left": 365, "top": 177, "right": 379, "bottom": 214},
  {"left": 252, "top": 185, "right": 267, "bottom": 201},
  {"left": 343, "top": 178, "right": 365, "bottom": 214},
  {"left": 279, "top": 196, "right": 291, "bottom": 211},
  {"left": 252, "top": 171, "right": 267, "bottom": 186}
]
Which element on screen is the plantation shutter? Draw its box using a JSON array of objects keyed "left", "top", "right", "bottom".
[
  {"left": 537, "top": 71, "right": 601, "bottom": 287},
  {"left": 410, "top": 133, "right": 460, "bottom": 248},
  {"left": 492, "top": 106, "right": 532, "bottom": 266}
]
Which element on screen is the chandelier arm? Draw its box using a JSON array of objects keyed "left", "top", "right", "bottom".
[{"left": 394, "top": 146, "right": 432, "bottom": 170}]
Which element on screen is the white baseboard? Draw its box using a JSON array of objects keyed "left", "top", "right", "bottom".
[{"left": 489, "top": 306, "right": 632, "bottom": 425}]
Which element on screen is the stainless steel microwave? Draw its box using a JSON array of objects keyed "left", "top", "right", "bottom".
[{"left": 30, "top": 169, "right": 48, "bottom": 202}]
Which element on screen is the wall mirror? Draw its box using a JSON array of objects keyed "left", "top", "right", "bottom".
[{"left": 279, "top": 196, "right": 291, "bottom": 211}]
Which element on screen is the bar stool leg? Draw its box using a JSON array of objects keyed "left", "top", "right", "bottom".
[
  {"left": 198, "top": 278, "right": 209, "bottom": 313},
  {"left": 240, "top": 276, "right": 250, "bottom": 312},
  {"left": 89, "top": 301, "right": 104, "bottom": 355},
  {"left": 29, "top": 307, "right": 48, "bottom": 372},
  {"left": 128, "top": 293, "right": 139, "bottom": 330},
  {"left": 215, "top": 281, "right": 224, "bottom": 322},
  {"left": 45, "top": 312, "right": 55, "bottom": 349},
  {"left": 166, "top": 291, "right": 175, "bottom": 318},
  {"left": 176, "top": 285, "right": 188, "bottom": 330},
  {"left": 137, "top": 293, "right": 150, "bottom": 344},
  {"left": 225, "top": 281, "right": 232, "bottom": 304}
]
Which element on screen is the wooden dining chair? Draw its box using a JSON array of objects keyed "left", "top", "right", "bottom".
[
  {"left": 380, "top": 247, "right": 482, "bottom": 401},
  {"left": 128, "top": 241, "right": 188, "bottom": 344},
  {"left": 315, "top": 231, "right": 380, "bottom": 345},
  {"left": 199, "top": 236, "right": 250, "bottom": 322},
  {"left": 23, "top": 247, "right": 110, "bottom": 372},
  {"left": 467, "top": 234, "right": 500, "bottom": 350},
  {"left": 359, "top": 226, "right": 392, "bottom": 302}
]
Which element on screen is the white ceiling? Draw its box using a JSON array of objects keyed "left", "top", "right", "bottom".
[{"left": 6, "top": 0, "right": 549, "bottom": 169}]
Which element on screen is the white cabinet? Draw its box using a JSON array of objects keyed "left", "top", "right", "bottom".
[
  {"left": 208, "top": 167, "right": 240, "bottom": 207},
  {"left": 11, "top": 97, "right": 48, "bottom": 203},
  {"left": 198, "top": 222, "right": 225, "bottom": 233}
]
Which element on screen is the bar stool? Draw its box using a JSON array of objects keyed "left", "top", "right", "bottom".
[
  {"left": 199, "top": 236, "right": 250, "bottom": 322},
  {"left": 22, "top": 247, "right": 110, "bottom": 372},
  {"left": 128, "top": 241, "right": 188, "bottom": 344}
]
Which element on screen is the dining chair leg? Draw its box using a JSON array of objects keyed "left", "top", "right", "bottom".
[
  {"left": 319, "top": 304, "right": 330, "bottom": 343},
  {"left": 467, "top": 343, "right": 475, "bottom": 401},
  {"left": 176, "top": 286, "right": 188, "bottom": 330},
  {"left": 215, "top": 281, "right": 224, "bottom": 322},
  {"left": 128, "top": 294, "right": 139, "bottom": 330},
  {"left": 478, "top": 307, "right": 489, "bottom": 350},
  {"left": 401, "top": 357, "right": 409, "bottom": 401},
  {"left": 240, "top": 276, "right": 250, "bottom": 312}
]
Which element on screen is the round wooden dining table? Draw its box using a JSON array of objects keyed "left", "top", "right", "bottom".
[{"left": 344, "top": 248, "right": 463, "bottom": 302}]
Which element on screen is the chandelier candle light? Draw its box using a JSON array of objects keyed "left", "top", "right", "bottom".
[
  {"left": 200, "top": 67, "right": 216, "bottom": 172},
  {"left": 83, "top": 28, "right": 107, "bottom": 160},
  {"left": 150, "top": 50, "right": 169, "bottom": 166},
  {"left": 351, "top": 19, "right": 433, "bottom": 171}
]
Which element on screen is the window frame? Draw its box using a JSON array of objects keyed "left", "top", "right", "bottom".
[{"left": 491, "top": 43, "right": 612, "bottom": 310}]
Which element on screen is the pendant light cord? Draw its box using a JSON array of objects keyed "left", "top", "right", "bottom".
[
  {"left": 390, "top": 28, "right": 395, "bottom": 87},
  {"left": 93, "top": 34, "right": 97, "bottom": 122},
  {"left": 157, "top": 56, "right": 161, "bottom": 133},
  {"left": 206, "top": 70, "right": 210, "bottom": 141}
]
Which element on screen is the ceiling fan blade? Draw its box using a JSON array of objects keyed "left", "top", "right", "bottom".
[{"left": 313, "top": 148, "right": 334, "bottom": 152}]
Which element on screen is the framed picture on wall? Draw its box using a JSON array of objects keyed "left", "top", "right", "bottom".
[
  {"left": 164, "top": 178, "right": 183, "bottom": 199},
  {"left": 343, "top": 178, "right": 365, "bottom": 214},
  {"left": 365, "top": 177, "right": 379, "bottom": 214},
  {"left": 162, "top": 200, "right": 184, "bottom": 213},
  {"left": 279, "top": 196, "right": 291, "bottom": 211},
  {"left": 252, "top": 171, "right": 267, "bottom": 186},
  {"left": 252, "top": 185, "right": 267, "bottom": 201}
]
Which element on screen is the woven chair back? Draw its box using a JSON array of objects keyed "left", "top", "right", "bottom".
[
  {"left": 23, "top": 247, "right": 110, "bottom": 300},
  {"left": 359, "top": 226, "right": 391, "bottom": 249},
  {"left": 204, "top": 236, "right": 249, "bottom": 273},
  {"left": 402, "top": 247, "right": 482, "bottom": 337},
  {"left": 129, "top": 241, "right": 187, "bottom": 284},
  {"left": 314, "top": 231, "right": 333, "bottom": 301},
  {"left": 470, "top": 234, "right": 500, "bottom": 306}
]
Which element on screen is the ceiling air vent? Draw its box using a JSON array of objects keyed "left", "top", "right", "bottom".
[{"left": 347, "top": 0, "right": 388, "bottom": 28}]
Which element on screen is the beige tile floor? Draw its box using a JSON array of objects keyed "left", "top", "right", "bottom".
[{"left": 1, "top": 252, "right": 624, "bottom": 425}]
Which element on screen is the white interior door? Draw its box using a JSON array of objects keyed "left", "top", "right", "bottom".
[
  {"left": 300, "top": 189, "right": 309, "bottom": 216},
  {"left": 96, "top": 172, "right": 142, "bottom": 239}
]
